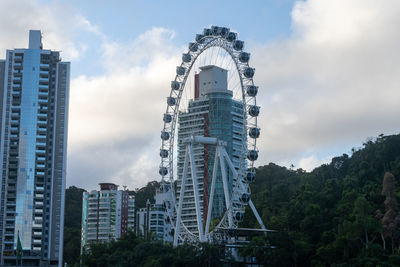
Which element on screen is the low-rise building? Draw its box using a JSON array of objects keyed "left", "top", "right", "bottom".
[
  {"left": 136, "top": 185, "right": 173, "bottom": 242},
  {"left": 81, "top": 183, "right": 135, "bottom": 252}
]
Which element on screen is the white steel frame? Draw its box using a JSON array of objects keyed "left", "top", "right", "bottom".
[{"left": 173, "top": 136, "right": 265, "bottom": 246}]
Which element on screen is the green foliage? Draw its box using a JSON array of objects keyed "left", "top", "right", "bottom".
[
  {"left": 81, "top": 231, "right": 225, "bottom": 267},
  {"left": 134, "top": 181, "right": 160, "bottom": 209},
  {"left": 243, "top": 134, "right": 400, "bottom": 266},
  {"left": 63, "top": 186, "right": 86, "bottom": 266}
]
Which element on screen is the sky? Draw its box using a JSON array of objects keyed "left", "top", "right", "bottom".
[{"left": 0, "top": 0, "right": 399, "bottom": 191}]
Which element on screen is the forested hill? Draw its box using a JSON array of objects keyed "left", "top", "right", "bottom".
[
  {"left": 63, "top": 133, "right": 400, "bottom": 266},
  {"left": 243, "top": 133, "right": 400, "bottom": 266}
]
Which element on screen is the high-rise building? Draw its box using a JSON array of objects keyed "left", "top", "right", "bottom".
[
  {"left": 81, "top": 183, "right": 135, "bottom": 252},
  {"left": 176, "top": 65, "right": 244, "bottom": 233},
  {"left": 0, "top": 30, "right": 70, "bottom": 266}
]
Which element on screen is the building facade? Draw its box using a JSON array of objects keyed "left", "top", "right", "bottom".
[
  {"left": 81, "top": 183, "right": 135, "bottom": 252},
  {"left": 176, "top": 65, "right": 244, "bottom": 234},
  {"left": 136, "top": 185, "right": 173, "bottom": 242},
  {"left": 0, "top": 30, "right": 70, "bottom": 266}
]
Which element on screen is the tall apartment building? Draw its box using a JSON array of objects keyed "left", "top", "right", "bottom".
[
  {"left": 177, "top": 65, "right": 244, "bottom": 233},
  {"left": 0, "top": 30, "right": 70, "bottom": 266},
  {"left": 81, "top": 183, "right": 135, "bottom": 252}
]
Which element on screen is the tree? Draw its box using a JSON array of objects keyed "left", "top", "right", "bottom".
[
  {"left": 63, "top": 186, "right": 86, "bottom": 266},
  {"left": 81, "top": 230, "right": 224, "bottom": 267},
  {"left": 134, "top": 181, "right": 160, "bottom": 209},
  {"left": 381, "top": 172, "right": 400, "bottom": 253},
  {"left": 353, "top": 195, "right": 380, "bottom": 249}
]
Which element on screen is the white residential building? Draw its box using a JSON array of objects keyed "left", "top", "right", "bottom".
[{"left": 81, "top": 183, "right": 135, "bottom": 252}]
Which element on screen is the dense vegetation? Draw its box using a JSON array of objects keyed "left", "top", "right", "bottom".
[
  {"left": 80, "top": 231, "right": 226, "bottom": 267},
  {"left": 134, "top": 180, "right": 160, "bottom": 209},
  {"left": 63, "top": 186, "right": 86, "bottom": 266},
  {"left": 242, "top": 134, "right": 400, "bottom": 266},
  {"left": 64, "top": 133, "right": 400, "bottom": 266}
]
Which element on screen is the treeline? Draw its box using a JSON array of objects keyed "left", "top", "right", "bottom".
[
  {"left": 81, "top": 231, "right": 226, "bottom": 267},
  {"left": 242, "top": 134, "right": 400, "bottom": 266},
  {"left": 64, "top": 133, "right": 400, "bottom": 266}
]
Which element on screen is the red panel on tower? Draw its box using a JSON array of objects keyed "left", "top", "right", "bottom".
[{"left": 195, "top": 73, "right": 199, "bottom": 99}]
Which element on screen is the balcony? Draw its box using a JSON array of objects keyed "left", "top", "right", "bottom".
[
  {"left": 36, "top": 163, "right": 45, "bottom": 168},
  {"left": 32, "top": 223, "right": 42, "bottom": 229},
  {"left": 10, "top": 127, "right": 19, "bottom": 134},
  {"left": 33, "top": 239, "right": 42, "bottom": 244},
  {"left": 33, "top": 232, "right": 42, "bottom": 238},
  {"left": 35, "top": 186, "right": 44, "bottom": 192},
  {"left": 14, "top": 57, "right": 23, "bottom": 63},
  {"left": 37, "top": 113, "right": 47, "bottom": 120},
  {"left": 35, "top": 171, "right": 45, "bottom": 177},
  {"left": 40, "top": 65, "right": 49, "bottom": 71},
  {"left": 35, "top": 194, "right": 44, "bottom": 199},
  {"left": 36, "top": 131, "right": 47, "bottom": 137},
  {"left": 34, "top": 209, "right": 43, "bottom": 214},
  {"left": 39, "top": 80, "right": 49, "bottom": 86},
  {"left": 11, "top": 112, "right": 20, "bottom": 120},
  {"left": 38, "top": 101, "right": 48, "bottom": 107},
  {"left": 12, "top": 91, "right": 21, "bottom": 97},
  {"left": 36, "top": 157, "right": 45, "bottom": 163},
  {"left": 4, "top": 239, "right": 14, "bottom": 244},
  {"left": 34, "top": 219, "right": 43, "bottom": 225},
  {"left": 7, "top": 186, "right": 16, "bottom": 191},
  {"left": 4, "top": 229, "right": 14, "bottom": 236},
  {"left": 7, "top": 193, "right": 16, "bottom": 199},
  {"left": 39, "top": 86, "right": 49, "bottom": 93},
  {"left": 35, "top": 153, "right": 46, "bottom": 160},
  {"left": 35, "top": 146, "right": 46, "bottom": 153},
  {"left": 38, "top": 92, "right": 48, "bottom": 98},
  {"left": 38, "top": 109, "right": 47, "bottom": 115},
  {"left": 8, "top": 171, "right": 17, "bottom": 178}
]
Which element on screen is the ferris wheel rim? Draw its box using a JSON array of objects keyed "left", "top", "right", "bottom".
[
  {"left": 159, "top": 26, "right": 260, "bottom": 241},
  {"left": 162, "top": 37, "right": 258, "bottom": 178}
]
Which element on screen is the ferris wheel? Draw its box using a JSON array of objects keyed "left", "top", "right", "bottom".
[{"left": 159, "top": 26, "right": 266, "bottom": 245}]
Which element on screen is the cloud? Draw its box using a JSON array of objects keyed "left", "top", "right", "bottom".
[
  {"left": 298, "top": 155, "right": 331, "bottom": 172},
  {"left": 252, "top": 0, "right": 400, "bottom": 167},
  {"left": 0, "top": 0, "right": 99, "bottom": 60},
  {"left": 67, "top": 27, "right": 182, "bottom": 189}
]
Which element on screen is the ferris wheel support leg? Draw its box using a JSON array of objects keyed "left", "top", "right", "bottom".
[
  {"left": 221, "top": 148, "right": 238, "bottom": 178},
  {"left": 174, "top": 146, "right": 190, "bottom": 247},
  {"left": 205, "top": 146, "right": 221, "bottom": 241},
  {"left": 219, "top": 150, "right": 233, "bottom": 228},
  {"left": 189, "top": 143, "right": 205, "bottom": 242},
  {"left": 222, "top": 148, "right": 267, "bottom": 231},
  {"left": 249, "top": 199, "right": 267, "bottom": 230}
]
